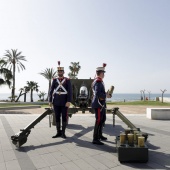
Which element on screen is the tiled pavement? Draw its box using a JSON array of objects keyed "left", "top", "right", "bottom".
[{"left": 0, "top": 108, "right": 170, "bottom": 170}]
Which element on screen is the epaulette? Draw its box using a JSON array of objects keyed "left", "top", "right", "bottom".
[
  {"left": 95, "top": 77, "right": 102, "bottom": 82},
  {"left": 92, "top": 78, "right": 102, "bottom": 88}
]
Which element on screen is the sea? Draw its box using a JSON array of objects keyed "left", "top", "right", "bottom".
[{"left": 1, "top": 93, "right": 170, "bottom": 102}]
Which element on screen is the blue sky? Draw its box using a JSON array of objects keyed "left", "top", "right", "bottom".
[{"left": 0, "top": 0, "right": 170, "bottom": 94}]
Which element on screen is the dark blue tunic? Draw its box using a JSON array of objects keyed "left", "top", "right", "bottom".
[
  {"left": 91, "top": 77, "right": 106, "bottom": 109},
  {"left": 49, "top": 77, "right": 72, "bottom": 122},
  {"left": 91, "top": 77, "right": 106, "bottom": 125},
  {"left": 49, "top": 77, "right": 72, "bottom": 106}
]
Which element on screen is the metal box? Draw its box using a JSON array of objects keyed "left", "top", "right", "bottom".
[{"left": 116, "top": 136, "right": 148, "bottom": 163}]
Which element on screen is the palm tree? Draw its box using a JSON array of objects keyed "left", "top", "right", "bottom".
[
  {"left": 3, "top": 49, "right": 27, "bottom": 101},
  {"left": 23, "top": 86, "right": 30, "bottom": 102},
  {"left": 15, "top": 86, "right": 30, "bottom": 102},
  {"left": 39, "top": 68, "right": 57, "bottom": 101},
  {"left": 0, "top": 59, "right": 13, "bottom": 87},
  {"left": 37, "top": 91, "right": 46, "bottom": 101},
  {"left": 37, "top": 93, "right": 42, "bottom": 101},
  {"left": 26, "top": 81, "right": 39, "bottom": 102},
  {"left": 68, "top": 62, "right": 81, "bottom": 79}
]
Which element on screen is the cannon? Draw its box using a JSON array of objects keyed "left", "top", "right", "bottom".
[
  {"left": 11, "top": 79, "right": 94, "bottom": 147},
  {"left": 11, "top": 78, "right": 115, "bottom": 147},
  {"left": 10, "top": 78, "right": 149, "bottom": 163}
]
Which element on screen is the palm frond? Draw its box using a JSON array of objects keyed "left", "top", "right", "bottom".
[
  {"left": 17, "top": 56, "right": 27, "bottom": 61},
  {"left": 5, "top": 80, "right": 11, "bottom": 87},
  {"left": 0, "top": 78, "right": 5, "bottom": 85},
  {"left": 15, "top": 51, "right": 22, "bottom": 57},
  {"left": 17, "top": 65, "right": 20, "bottom": 72},
  {"left": 3, "top": 49, "right": 27, "bottom": 72},
  {"left": 39, "top": 68, "right": 57, "bottom": 80}
]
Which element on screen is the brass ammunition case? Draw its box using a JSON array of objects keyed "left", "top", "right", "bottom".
[
  {"left": 108, "top": 86, "right": 114, "bottom": 95},
  {"left": 136, "top": 133, "right": 142, "bottom": 144},
  {"left": 138, "top": 137, "right": 145, "bottom": 147},
  {"left": 133, "top": 131, "right": 139, "bottom": 144},
  {"left": 120, "top": 133, "right": 126, "bottom": 144},
  {"left": 127, "top": 133, "right": 134, "bottom": 145}
]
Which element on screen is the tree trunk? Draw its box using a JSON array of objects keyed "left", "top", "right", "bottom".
[
  {"left": 11, "top": 88, "right": 13, "bottom": 102},
  {"left": 162, "top": 93, "right": 163, "bottom": 103},
  {"left": 24, "top": 93, "right": 26, "bottom": 102},
  {"left": 31, "top": 90, "right": 33, "bottom": 102},
  {"left": 15, "top": 90, "right": 23, "bottom": 102},
  {"left": 12, "top": 62, "right": 15, "bottom": 102},
  {"left": 16, "top": 92, "right": 28, "bottom": 102}
]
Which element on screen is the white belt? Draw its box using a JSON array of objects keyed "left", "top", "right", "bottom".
[{"left": 55, "top": 91, "right": 67, "bottom": 95}]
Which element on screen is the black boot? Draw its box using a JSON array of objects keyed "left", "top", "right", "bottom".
[
  {"left": 99, "top": 123, "right": 107, "bottom": 141},
  {"left": 92, "top": 122, "right": 104, "bottom": 145},
  {"left": 61, "top": 122, "right": 67, "bottom": 139},
  {"left": 52, "top": 122, "right": 62, "bottom": 138}
]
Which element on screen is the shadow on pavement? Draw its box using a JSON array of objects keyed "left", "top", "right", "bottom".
[
  {"left": 16, "top": 123, "right": 119, "bottom": 154},
  {"left": 14, "top": 122, "right": 169, "bottom": 169}
]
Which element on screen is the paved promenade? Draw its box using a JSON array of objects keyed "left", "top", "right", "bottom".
[{"left": 0, "top": 107, "right": 170, "bottom": 170}]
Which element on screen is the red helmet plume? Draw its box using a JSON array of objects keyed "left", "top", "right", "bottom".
[
  {"left": 58, "top": 61, "right": 60, "bottom": 66},
  {"left": 103, "top": 63, "right": 107, "bottom": 67}
]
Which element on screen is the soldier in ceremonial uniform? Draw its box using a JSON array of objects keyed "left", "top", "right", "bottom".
[
  {"left": 49, "top": 61, "right": 72, "bottom": 139},
  {"left": 92, "top": 64, "right": 111, "bottom": 145}
]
